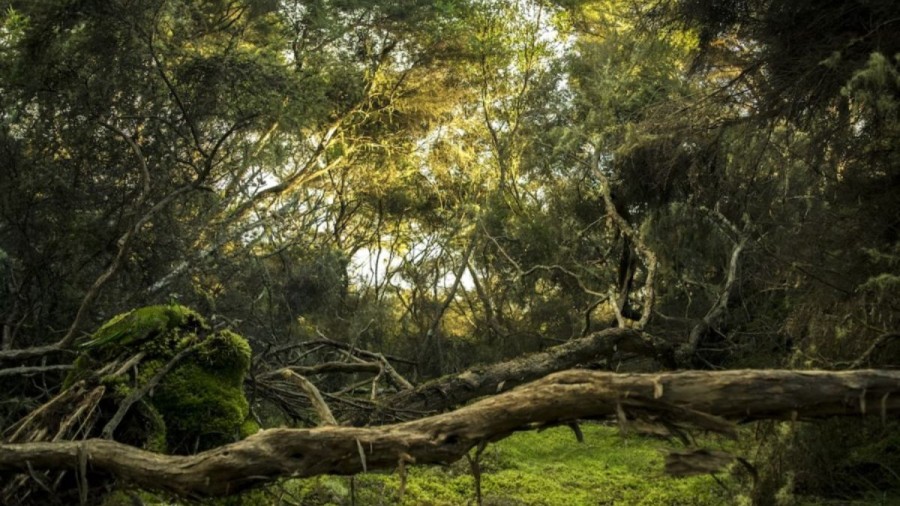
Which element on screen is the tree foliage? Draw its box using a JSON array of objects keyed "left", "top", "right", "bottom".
[{"left": 0, "top": 0, "right": 899, "bottom": 503}]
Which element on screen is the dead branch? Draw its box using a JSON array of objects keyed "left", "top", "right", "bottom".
[
  {"left": 307, "top": 332, "right": 414, "bottom": 389},
  {"left": 369, "top": 327, "right": 674, "bottom": 422},
  {"left": 680, "top": 207, "right": 751, "bottom": 363},
  {"left": 850, "top": 332, "right": 900, "bottom": 369},
  {"left": 1, "top": 369, "right": 898, "bottom": 498},
  {"left": 277, "top": 370, "right": 337, "bottom": 426},
  {"left": 0, "top": 344, "right": 73, "bottom": 362},
  {"left": 682, "top": 237, "right": 748, "bottom": 362},
  {"left": 377, "top": 353, "right": 414, "bottom": 391},
  {"left": 56, "top": 122, "right": 153, "bottom": 350},
  {"left": 4, "top": 382, "right": 101, "bottom": 444},
  {"left": 262, "top": 362, "right": 383, "bottom": 377},
  {"left": 0, "top": 364, "right": 73, "bottom": 378},
  {"left": 295, "top": 335, "right": 416, "bottom": 366},
  {"left": 591, "top": 153, "right": 658, "bottom": 329}
]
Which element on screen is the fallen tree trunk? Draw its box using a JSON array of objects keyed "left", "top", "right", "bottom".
[
  {"left": 365, "top": 327, "right": 675, "bottom": 423},
  {"left": 2, "top": 369, "right": 899, "bottom": 498}
]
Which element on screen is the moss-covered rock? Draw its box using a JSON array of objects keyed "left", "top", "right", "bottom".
[
  {"left": 78, "top": 304, "right": 206, "bottom": 351},
  {"left": 145, "top": 332, "right": 252, "bottom": 453},
  {"left": 67, "top": 304, "right": 257, "bottom": 454}
]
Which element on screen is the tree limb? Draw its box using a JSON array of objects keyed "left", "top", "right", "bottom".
[
  {"left": 263, "top": 362, "right": 383, "bottom": 377},
  {"left": 682, "top": 237, "right": 748, "bottom": 361},
  {"left": 591, "top": 153, "right": 658, "bottom": 329},
  {"left": 56, "top": 122, "right": 153, "bottom": 349},
  {"left": 680, "top": 207, "right": 750, "bottom": 364},
  {"left": 274, "top": 370, "right": 337, "bottom": 426},
  {"left": 365, "top": 327, "right": 675, "bottom": 422},
  {"left": 1, "top": 369, "right": 898, "bottom": 498},
  {"left": 0, "top": 364, "right": 73, "bottom": 378},
  {"left": 849, "top": 332, "right": 900, "bottom": 369}
]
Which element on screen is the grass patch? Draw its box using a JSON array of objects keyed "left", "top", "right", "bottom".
[{"left": 291, "top": 424, "right": 731, "bottom": 505}]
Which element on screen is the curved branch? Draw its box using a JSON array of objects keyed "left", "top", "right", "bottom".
[
  {"left": 850, "top": 332, "right": 900, "bottom": 369},
  {"left": 682, "top": 237, "right": 748, "bottom": 361},
  {"left": 371, "top": 327, "right": 674, "bottom": 421},
  {"left": 0, "top": 364, "right": 73, "bottom": 378},
  {"left": 276, "top": 369, "right": 337, "bottom": 426},
  {"left": 1, "top": 369, "right": 898, "bottom": 498},
  {"left": 263, "top": 362, "right": 383, "bottom": 377},
  {"left": 680, "top": 208, "right": 751, "bottom": 363},
  {"left": 591, "top": 155, "right": 658, "bottom": 329}
]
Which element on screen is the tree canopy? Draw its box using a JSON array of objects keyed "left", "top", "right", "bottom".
[{"left": 1, "top": 0, "right": 898, "bottom": 504}]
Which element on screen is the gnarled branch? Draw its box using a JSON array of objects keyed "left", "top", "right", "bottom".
[{"left": 1, "top": 369, "right": 898, "bottom": 499}]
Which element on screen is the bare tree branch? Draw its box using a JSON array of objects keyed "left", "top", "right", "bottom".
[
  {"left": 263, "top": 362, "right": 383, "bottom": 377},
  {"left": 55, "top": 122, "right": 153, "bottom": 349},
  {"left": 0, "top": 365, "right": 73, "bottom": 379},
  {"left": 590, "top": 152, "right": 658, "bottom": 329},
  {"left": 681, "top": 208, "right": 750, "bottom": 363},
  {"left": 850, "top": 332, "right": 900, "bottom": 369},
  {"left": 1, "top": 369, "right": 898, "bottom": 498},
  {"left": 276, "top": 370, "right": 337, "bottom": 426},
  {"left": 368, "top": 327, "right": 674, "bottom": 422}
]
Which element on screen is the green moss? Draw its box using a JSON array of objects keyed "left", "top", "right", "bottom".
[
  {"left": 77, "top": 304, "right": 206, "bottom": 352},
  {"left": 151, "top": 361, "right": 251, "bottom": 453},
  {"left": 67, "top": 304, "right": 255, "bottom": 455},
  {"left": 146, "top": 326, "right": 254, "bottom": 453},
  {"left": 194, "top": 329, "right": 252, "bottom": 384},
  {"left": 239, "top": 418, "right": 260, "bottom": 439},
  {"left": 140, "top": 402, "right": 168, "bottom": 453}
]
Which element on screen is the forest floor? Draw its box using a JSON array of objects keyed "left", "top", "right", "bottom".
[
  {"left": 288, "top": 424, "right": 732, "bottom": 505},
  {"left": 120, "top": 424, "right": 897, "bottom": 505}
]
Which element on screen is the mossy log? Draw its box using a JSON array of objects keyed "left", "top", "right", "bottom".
[{"left": 2, "top": 369, "right": 898, "bottom": 498}]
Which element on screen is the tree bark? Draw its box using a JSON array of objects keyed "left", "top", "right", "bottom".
[
  {"left": 2, "top": 369, "right": 898, "bottom": 498},
  {"left": 366, "top": 327, "right": 675, "bottom": 422}
]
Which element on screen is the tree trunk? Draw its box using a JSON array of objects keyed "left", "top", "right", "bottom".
[{"left": 2, "top": 369, "right": 898, "bottom": 499}]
